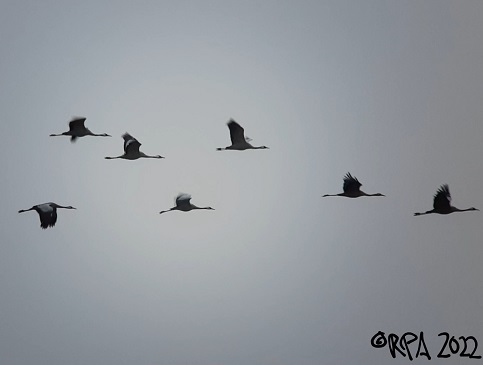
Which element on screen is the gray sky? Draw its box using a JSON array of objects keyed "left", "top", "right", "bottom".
[{"left": 1, "top": 1, "right": 483, "bottom": 364}]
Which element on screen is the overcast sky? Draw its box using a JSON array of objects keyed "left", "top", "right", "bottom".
[{"left": 1, "top": 1, "right": 483, "bottom": 364}]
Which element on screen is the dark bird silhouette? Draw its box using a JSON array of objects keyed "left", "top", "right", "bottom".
[
  {"left": 18, "top": 202, "right": 76, "bottom": 229},
  {"left": 50, "top": 117, "right": 111, "bottom": 142},
  {"left": 217, "top": 119, "right": 269, "bottom": 151},
  {"left": 105, "top": 133, "right": 164, "bottom": 160},
  {"left": 414, "top": 184, "right": 479, "bottom": 216},
  {"left": 159, "top": 193, "right": 214, "bottom": 214},
  {"left": 322, "top": 172, "right": 385, "bottom": 198}
]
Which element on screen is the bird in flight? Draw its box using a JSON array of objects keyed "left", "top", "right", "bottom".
[
  {"left": 322, "top": 172, "right": 385, "bottom": 198},
  {"left": 50, "top": 117, "right": 111, "bottom": 142},
  {"left": 105, "top": 133, "right": 164, "bottom": 160},
  {"left": 414, "top": 184, "right": 479, "bottom": 216},
  {"left": 18, "top": 202, "right": 76, "bottom": 229},
  {"left": 217, "top": 119, "right": 269, "bottom": 151},
  {"left": 159, "top": 193, "right": 214, "bottom": 214}
]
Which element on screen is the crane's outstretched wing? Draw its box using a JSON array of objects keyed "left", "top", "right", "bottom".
[
  {"left": 342, "top": 172, "right": 362, "bottom": 194},
  {"left": 122, "top": 133, "right": 141, "bottom": 154},
  {"left": 175, "top": 193, "right": 192, "bottom": 208},
  {"left": 433, "top": 184, "right": 451, "bottom": 210},
  {"left": 69, "top": 117, "right": 87, "bottom": 131},
  {"left": 39, "top": 209, "right": 57, "bottom": 229},
  {"left": 227, "top": 120, "right": 245, "bottom": 145}
]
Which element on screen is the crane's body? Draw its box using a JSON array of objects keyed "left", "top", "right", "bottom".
[
  {"left": 322, "top": 173, "right": 385, "bottom": 198},
  {"left": 217, "top": 120, "right": 268, "bottom": 151},
  {"left": 50, "top": 117, "right": 111, "bottom": 142},
  {"left": 105, "top": 133, "right": 164, "bottom": 160},
  {"left": 159, "top": 194, "right": 214, "bottom": 214},
  {"left": 18, "top": 202, "right": 76, "bottom": 229},
  {"left": 414, "top": 184, "right": 478, "bottom": 216}
]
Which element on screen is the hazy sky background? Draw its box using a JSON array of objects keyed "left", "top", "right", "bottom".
[{"left": 1, "top": 1, "right": 483, "bottom": 364}]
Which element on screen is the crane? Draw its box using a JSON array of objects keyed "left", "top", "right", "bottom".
[
  {"left": 159, "top": 193, "right": 214, "bottom": 214},
  {"left": 414, "top": 184, "right": 479, "bottom": 216},
  {"left": 50, "top": 117, "right": 111, "bottom": 142},
  {"left": 105, "top": 133, "right": 164, "bottom": 160},
  {"left": 322, "top": 172, "right": 385, "bottom": 198},
  {"left": 18, "top": 202, "right": 76, "bottom": 229},
  {"left": 217, "top": 119, "right": 269, "bottom": 151}
]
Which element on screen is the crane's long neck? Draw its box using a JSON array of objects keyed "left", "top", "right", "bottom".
[
  {"left": 454, "top": 207, "right": 478, "bottom": 212},
  {"left": 140, "top": 152, "right": 164, "bottom": 159},
  {"left": 18, "top": 207, "right": 34, "bottom": 213},
  {"left": 49, "top": 132, "right": 67, "bottom": 137},
  {"left": 159, "top": 207, "right": 177, "bottom": 214},
  {"left": 193, "top": 206, "right": 213, "bottom": 210}
]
